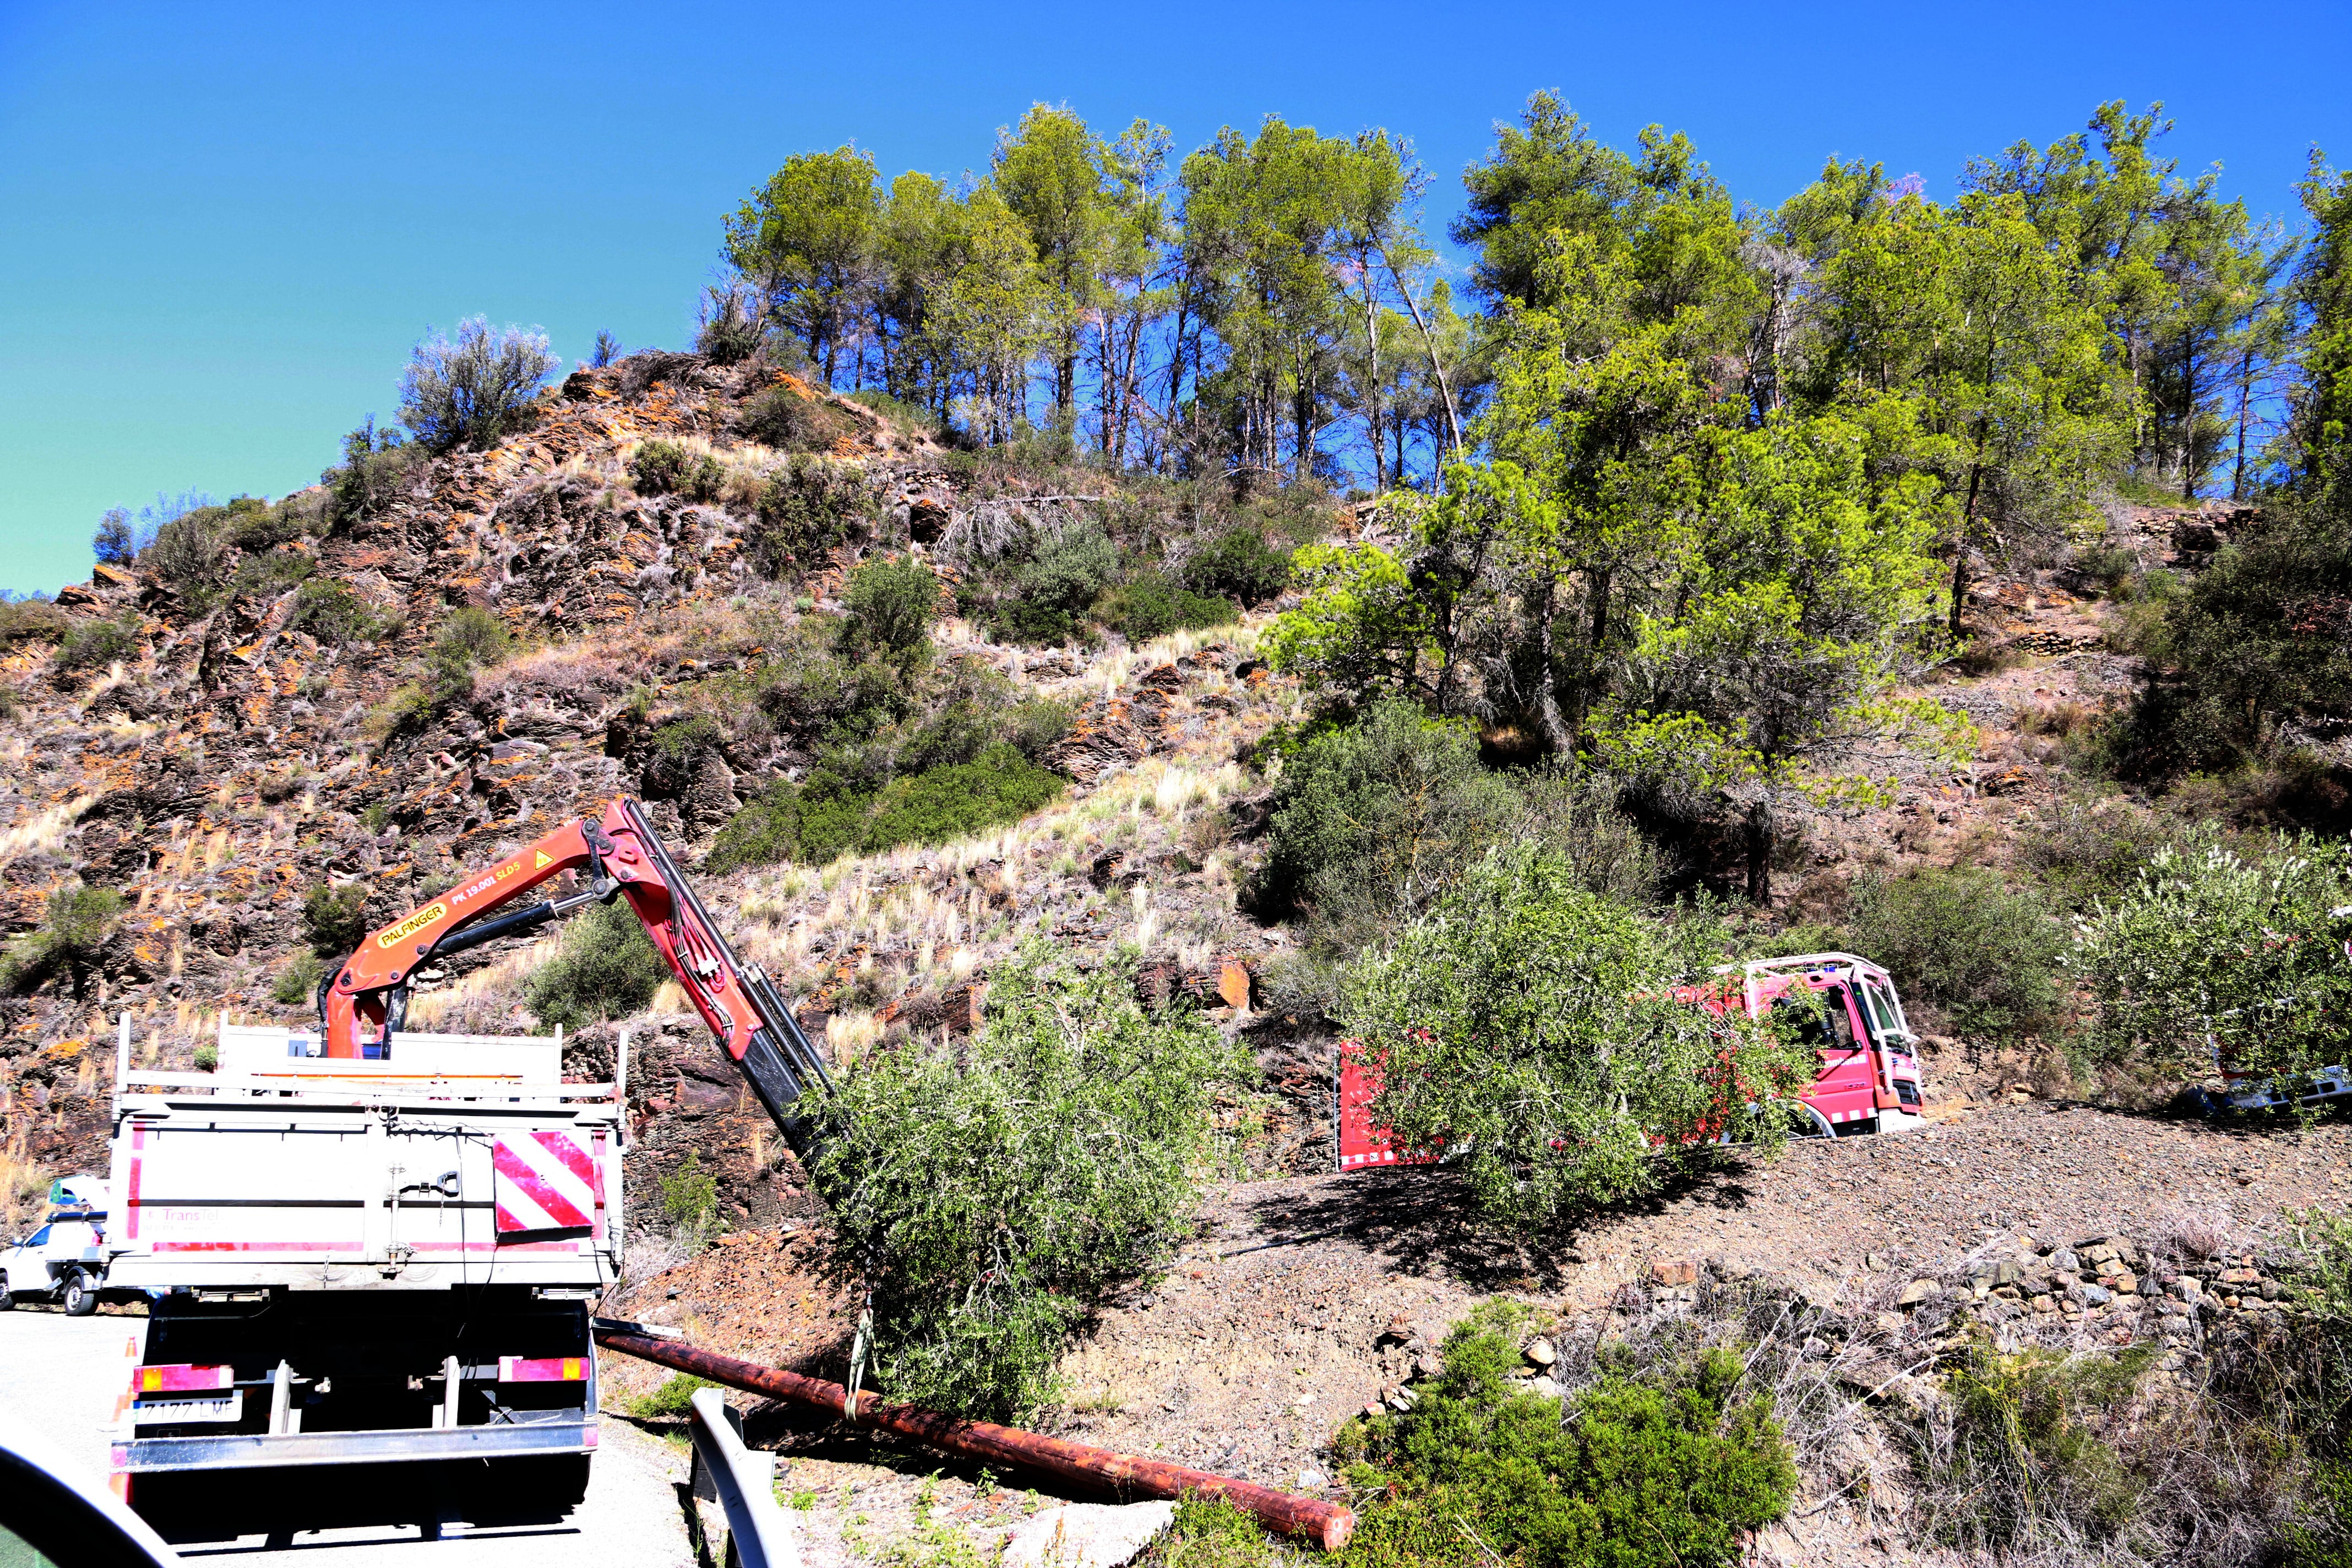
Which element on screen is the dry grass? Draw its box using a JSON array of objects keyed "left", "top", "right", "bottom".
[{"left": 0, "top": 1142, "right": 51, "bottom": 1237}]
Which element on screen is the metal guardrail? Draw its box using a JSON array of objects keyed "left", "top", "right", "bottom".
[{"left": 687, "top": 1388, "right": 798, "bottom": 1568}]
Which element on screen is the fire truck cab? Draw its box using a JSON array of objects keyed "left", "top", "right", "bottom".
[{"left": 1713, "top": 953, "right": 1929, "bottom": 1136}]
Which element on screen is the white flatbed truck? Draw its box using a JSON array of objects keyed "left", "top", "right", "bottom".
[{"left": 100, "top": 1019, "right": 628, "bottom": 1527}]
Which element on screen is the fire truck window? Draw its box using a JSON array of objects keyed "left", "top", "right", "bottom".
[
  {"left": 1776, "top": 992, "right": 1853, "bottom": 1050},
  {"left": 24, "top": 1226, "right": 50, "bottom": 1249}
]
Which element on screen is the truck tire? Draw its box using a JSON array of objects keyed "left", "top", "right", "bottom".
[
  {"left": 465, "top": 1454, "right": 591, "bottom": 1521},
  {"left": 61, "top": 1271, "right": 97, "bottom": 1316}
]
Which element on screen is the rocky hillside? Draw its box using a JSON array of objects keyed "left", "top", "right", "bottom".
[{"left": 0, "top": 344, "right": 2288, "bottom": 1226}]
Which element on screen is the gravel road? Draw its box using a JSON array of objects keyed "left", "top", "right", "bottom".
[{"left": 0, "top": 1308, "right": 694, "bottom": 1565}]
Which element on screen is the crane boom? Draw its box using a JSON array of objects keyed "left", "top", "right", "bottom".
[{"left": 322, "top": 797, "right": 832, "bottom": 1159}]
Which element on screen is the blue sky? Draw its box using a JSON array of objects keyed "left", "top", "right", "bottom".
[{"left": 3, "top": 0, "right": 2346, "bottom": 594}]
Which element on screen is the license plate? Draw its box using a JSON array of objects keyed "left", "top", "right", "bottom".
[{"left": 132, "top": 1391, "right": 244, "bottom": 1425}]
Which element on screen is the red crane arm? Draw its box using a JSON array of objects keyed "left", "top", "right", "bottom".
[{"left": 322, "top": 797, "right": 833, "bottom": 1158}]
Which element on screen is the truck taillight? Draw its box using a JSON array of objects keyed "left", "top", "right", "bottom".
[
  {"left": 498, "top": 1355, "right": 588, "bottom": 1382},
  {"left": 132, "top": 1364, "right": 233, "bottom": 1393}
]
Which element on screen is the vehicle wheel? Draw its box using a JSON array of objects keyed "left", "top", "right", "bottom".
[
  {"left": 61, "top": 1271, "right": 97, "bottom": 1316},
  {"left": 0, "top": 1273, "right": 14, "bottom": 1310}
]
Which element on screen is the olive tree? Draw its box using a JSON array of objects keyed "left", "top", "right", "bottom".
[
  {"left": 809, "top": 942, "right": 1243, "bottom": 1419},
  {"left": 1339, "top": 845, "right": 1812, "bottom": 1228}
]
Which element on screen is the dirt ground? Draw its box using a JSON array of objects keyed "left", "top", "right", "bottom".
[{"left": 597, "top": 1099, "right": 2352, "bottom": 1566}]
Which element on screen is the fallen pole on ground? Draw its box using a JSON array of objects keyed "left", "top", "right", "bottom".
[{"left": 593, "top": 1321, "right": 1355, "bottom": 1550}]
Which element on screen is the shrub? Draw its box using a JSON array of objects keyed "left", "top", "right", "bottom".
[
  {"left": 590, "top": 331, "right": 622, "bottom": 369},
  {"left": 224, "top": 493, "right": 312, "bottom": 552},
  {"left": 695, "top": 279, "right": 764, "bottom": 365},
  {"left": 625, "top": 1373, "right": 716, "bottom": 1419},
  {"left": 628, "top": 439, "right": 725, "bottom": 501},
  {"left": 810, "top": 942, "right": 1241, "bottom": 1419},
  {"left": 142, "top": 507, "right": 230, "bottom": 593},
  {"left": 92, "top": 507, "right": 135, "bottom": 566},
  {"left": 2115, "top": 508, "right": 2352, "bottom": 774},
  {"left": 1182, "top": 527, "right": 1292, "bottom": 605},
  {"left": 1338, "top": 846, "right": 1810, "bottom": 1228},
  {"left": 748, "top": 459, "right": 864, "bottom": 577},
  {"left": 426, "top": 607, "right": 511, "bottom": 707},
  {"left": 1006, "top": 525, "right": 1120, "bottom": 643},
  {"left": 228, "top": 549, "right": 314, "bottom": 600},
  {"left": 705, "top": 744, "right": 1060, "bottom": 873},
  {"left": 740, "top": 386, "right": 851, "bottom": 451},
  {"left": 524, "top": 897, "right": 668, "bottom": 1030},
  {"left": 1336, "top": 1304, "right": 1796, "bottom": 1568},
  {"left": 0, "top": 886, "right": 123, "bottom": 1000},
  {"left": 839, "top": 558, "right": 940, "bottom": 666},
  {"left": 399, "top": 316, "right": 556, "bottom": 453},
  {"left": 192, "top": 1043, "right": 218, "bottom": 1072},
  {"left": 1259, "top": 703, "right": 1517, "bottom": 937},
  {"left": 1109, "top": 573, "right": 1235, "bottom": 641},
  {"left": 324, "top": 417, "right": 416, "bottom": 531},
  {"left": 1253, "top": 703, "right": 1658, "bottom": 952},
  {"left": 273, "top": 950, "right": 325, "bottom": 1008},
  {"left": 658, "top": 1152, "right": 721, "bottom": 1246},
  {"left": 301, "top": 883, "right": 372, "bottom": 959},
  {"left": 2068, "top": 834, "right": 2352, "bottom": 1099},
  {"left": 282, "top": 580, "right": 385, "bottom": 647},
  {"left": 51, "top": 617, "right": 139, "bottom": 671},
  {"left": 1844, "top": 867, "right": 2062, "bottom": 1040},
  {"left": 0, "top": 597, "right": 69, "bottom": 646}
]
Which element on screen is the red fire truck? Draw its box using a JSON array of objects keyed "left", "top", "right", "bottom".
[{"left": 1336, "top": 951, "right": 1929, "bottom": 1169}]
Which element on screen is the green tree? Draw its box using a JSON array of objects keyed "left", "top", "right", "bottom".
[
  {"left": 1594, "top": 408, "right": 1962, "bottom": 901},
  {"left": 0, "top": 885, "right": 123, "bottom": 1000},
  {"left": 2291, "top": 151, "right": 2352, "bottom": 507},
  {"left": 933, "top": 184, "right": 1050, "bottom": 444},
  {"left": 993, "top": 104, "right": 1119, "bottom": 422},
  {"left": 1338, "top": 846, "right": 1811, "bottom": 1228},
  {"left": 727, "top": 147, "right": 881, "bottom": 385},
  {"left": 1811, "top": 190, "right": 2133, "bottom": 631}
]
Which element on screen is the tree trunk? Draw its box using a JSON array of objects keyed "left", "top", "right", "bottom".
[
  {"left": 2232, "top": 346, "right": 2255, "bottom": 501},
  {"left": 1744, "top": 794, "right": 1774, "bottom": 906},
  {"left": 1381, "top": 247, "right": 1463, "bottom": 467},
  {"left": 1949, "top": 454, "right": 1986, "bottom": 637},
  {"left": 1534, "top": 575, "right": 1569, "bottom": 752}
]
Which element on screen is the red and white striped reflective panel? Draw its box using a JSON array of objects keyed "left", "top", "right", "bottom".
[
  {"left": 498, "top": 1355, "right": 589, "bottom": 1382},
  {"left": 132, "top": 1364, "right": 232, "bottom": 1393},
  {"left": 491, "top": 1130, "right": 599, "bottom": 1233}
]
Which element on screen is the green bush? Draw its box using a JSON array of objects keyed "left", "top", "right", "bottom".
[
  {"left": 273, "top": 950, "right": 325, "bottom": 1008},
  {"left": 1256, "top": 702, "right": 1654, "bottom": 958},
  {"left": 1340, "top": 846, "right": 1810, "bottom": 1227},
  {"left": 634, "top": 1373, "right": 720, "bottom": 1419},
  {"left": 400, "top": 317, "right": 554, "bottom": 453},
  {"left": 0, "top": 885, "right": 124, "bottom": 1000},
  {"left": 624, "top": 1373, "right": 717, "bottom": 1419},
  {"left": 324, "top": 417, "right": 416, "bottom": 531},
  {"left": 658, "top": 1151, "right": 721, "bottom": 1245},
  {"left": 1922, "top": 1344, "right": 2160, "bottom": 1555},
  {"left": 629, "top": 439, "right": 725, "bottom": 501},
  {"left": 1336, "top": 1304, "right": 1795, "bottom": 1568},
  {"left": 838, "top": 557, "right": 940, "bottom": 666},
  {"left": 2115, "top": 509, "right": 2352, "bottom": 774},
  {"left": 301, "top": 883, "right": 372, "bottom": 959},
  {"left": 525, "top": 897, "right": 669, "bottom": 1031},
  {"left": 225, "top": 493, "right": 313, "bottom": 552},
  {"left": 705, "top": 744, "right": 1060, "bottom": 873},
  {"left": 52, "top": 617, "right": 140, "bottom": 671},
  {"left": 1109, "top": 573, "right": 1235, "bottom": 641},
  {"left": 741, "top": 386, "right": 857, "bottom": 451},
  {"left": 748, "top": 459, "right": 866, "bottom": 578},
  {"left": 2069, "top": 834, "right": 2352, "bottom": 1098},
  {"left": 229, "top": 549, "right": 315, "bottom": 597},
  {"left": 1182, "top": 527, "right": 1292, "bottom": 605},
  {"left": 142, "top": 508, "right": 230, "bottom": 592},
  {"left": 1844, "top": 867, "right": 2062, "bottom": 1041},
  {"left": 283, "top": 580, "right": 387, "bottom": 647},
  {"left": 810, "top": 942, "right": 1242, "bottom": 1420},
  {"left": 695, "top": 279, "right": 764, "bottom": 365},
  {"left": 979, "top": 524, "right": 1121, "bottom": 644},
  {"left": 426, "top": 607, "right": 511, "bottom": 707},
  {"left": 0, "top": 598, "right": 69, "bottom": 647}
]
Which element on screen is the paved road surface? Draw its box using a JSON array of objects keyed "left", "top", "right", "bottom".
[{"left": 0, "top": 1306, "right": 693, "bottom": 1565}]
